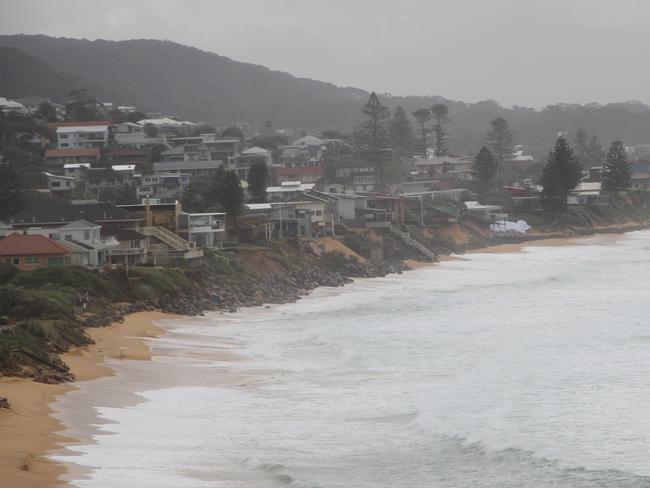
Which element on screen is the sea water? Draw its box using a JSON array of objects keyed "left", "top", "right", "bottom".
[{"left": 52, "top": 231, "right": 650, "bottom": 487}]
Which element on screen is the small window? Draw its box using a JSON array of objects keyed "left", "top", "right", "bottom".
[
  {"left": 5, "top": 257, "right": 19, "bottom": 265},
  {"left": 61, "top": 143, "right": 69, "bottom": 147},
  {"left": 25, "top": 256, "right": 41, "bottom": 265},
  {"left": 130, "top": 240, "right": 141, "bottom": 249},
  {"left": 84, "top": 230, "right": 90, "bottom": 240},
  {"left": 51, "top": 182, "right": 61, "bottom": 187},
  {"left": 60, "top": 134, "right": 68, "bottom": 139},
  {"left": 316, "top": 210, "right": 322, "bottom": 216}
]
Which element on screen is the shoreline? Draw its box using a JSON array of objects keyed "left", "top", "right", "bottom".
[
  {"left": 0, "top": 311, "right": 173, "bottom": 488},
  {"left": 0, "top": 227, "right": 645, "bottom": 488}
]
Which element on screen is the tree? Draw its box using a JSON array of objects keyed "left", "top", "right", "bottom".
[
  {"left": 220, "top": 170, "right": 244, "bottom": 231},
  {"left": 190, "top": 124, "right": 216, "bottom": 136},
  {"left": 221, "top": 126, "right": 245, "bottom": 139},
  {"left": 430, "top": 103, "right": 450, "bottom": 156},
  {"left": 471, "top": 146, "right": 498, "bottom": 195},
  {"left": 486, "top": 117, "right": 514, "bottom": 165},
  {"left": 205, "top": 165, "right": 228, "bottom": 208},
  {"left": 412, "top": 108, "right": 431, "bottom": 157},
  {"left": 35, "top": 102, "right": 58, "bottom": 122},
  {"left": 357, "top": 92, "right": 391, "bottom": 185},
  {"left": 601, "top": 140, "right": 631, "bottom": 197},
  {"left": 540, "top": 137, "right": 582, "bottom": 211},
  {"left": 0, "top": 162, "right": 30, "bottom": 220},
  {"left": 247, "top": 161, "right": 269, "bottom": 202},
  {"left": 144, "top": 123, "right": 159, "bottom": 138},
  {"left": 574, "top": 128, "right": 588, "bottom": 163},
  {"left": 586, "top": 135, "right": 605, "bottom": 167},
  {"left": 65, "top": 89, "right": 102, "bottom": 121},
  {"left": 180, "top": 182, "right": 205, "bottom": 213},
  {"left": 389, "top": 105, "right": 414, "bottom": 155}
]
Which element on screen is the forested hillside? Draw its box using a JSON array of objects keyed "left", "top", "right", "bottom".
[{"left": 2, "top": 34, "right": 650, "bottom": 154}]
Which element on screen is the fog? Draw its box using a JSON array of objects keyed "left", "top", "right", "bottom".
[{"left": 2, "top": 0, "right": 650, "bottom": 107}]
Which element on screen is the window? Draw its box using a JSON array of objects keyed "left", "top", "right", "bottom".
[
  {"left": 84, "top": 230, "right": 90, "bottom": 240},
  {"left": 48, "top": 256, "right": 65, "bottom": 267},
  {"left": 130, "top": 240, "right": 141, "bottom": 249},
  {"left": 5, "top": 257, "right": 19, "bottom": 265},
  {"left": 61, "top": 143, "right": 69, "bottom": 147},
  {"left": 51, "top": 182, "right": 61, "bottom": 187},
  {"left": 60, "top": 134, "right": 68, "bottom": 139},
  {"left": 25, "top": 256, "right": 41, "bottom": 265}
]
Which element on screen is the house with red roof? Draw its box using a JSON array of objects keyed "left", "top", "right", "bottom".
[
  {"left": 0, "top": 233, "right": 71, "bottom": 270},
  {"left": 45, "top": 147, "right": 101, "bottom": 168}
]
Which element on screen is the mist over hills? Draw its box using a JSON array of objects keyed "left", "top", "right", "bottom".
[{"left": 2, "top": 34, "right": 650, "bottom": 154}]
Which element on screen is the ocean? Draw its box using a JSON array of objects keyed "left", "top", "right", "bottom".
[{"left": 52, "top": 231, "right": 650, "bottom": 487}]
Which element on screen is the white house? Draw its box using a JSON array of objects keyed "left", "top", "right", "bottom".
[
  {"left": 293, "top": 135, "right": 324, "bottom": 147},
  {"left": 0, "top": 97, "right": 28, "bottom": 115},
  {"left": 44, "top": 172, "right": 76, "bottom": 192},
  {"left": 266, "top": 181, "right": 315, "bottom": 201},
  {"left": 464, "top": 201, "right": 503, "bottom": 219},
  {"left": 57, "top": 125, "right": 109, "bottom": 149},
  {"left": 63, "top": 163, "right": 91, "bottom": 179}
]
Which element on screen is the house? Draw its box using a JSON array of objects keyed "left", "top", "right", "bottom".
[
  {"left": 153, "top": 160, "right": 223, "bottom": 178},
  {"left": 162, "top": 136, "right": 240, "bottom": 166},
  {"left": 293, "top": 135, "right": 325, "bottom": 148},
  {"left": 44, "top": 172, "right": 76, "bottom": 193},
  {"left": 114, "top": 122, "right": 166, "bottom": 147},
  {"left": 284, "top": 194, "right": 333, "bottom": 237},
  {"left": 63, "top": 163, "right": 91, "bottom": 179},
  {"left": 85, "top": 168, "right": 136, "bottom": 197},
  {"left": 266, "top": 181, "right": 315, "bottom": 201},
  {"left": 362, "top": 194, "right": 406, "bottom": 224},
  {"left": 464, "top": 201, "right": 504, "bottom": 219},
  {"left": 137, "top": 117, "right": 196, "bottom": 134},
  {"left": 334, "top": 162, "right": 378, "bottom": 191},
  {"left": 631, "top": 161, "right": 650, "bottom": 190},
  {"left": 568, "top": 181, "right": 606, "bottom": 206},
  {"left": 104, "top": 148, "right": 150, "bottom": 166},
  {"left": 177, "top": 212, "right": 226, "bottom": 248},
  {"left": 0, "top": 97, "right": 28, "bottom": 115},
  {"left": 241, "top": 202, "right": 309, "bottom": 240},
  {"left": 56, "top": 124, "right": 110, "bottom": 149},
  {"left": 118, "top": 201, "right": 180, "bottom": 231},
  {"left": 10, "top": 203, "right": 141, "bottom": 229},
  {"left": 274, "top": 165, "right": 323, "bottom": 184},
  {"left": 481, "top": 192, "right": 542, "bottom": 213},
  {"left": 303, "top": 190, "right": 367, "bottom": 223},
  {"left": 0, "top": 233, "right": 70, "bottom": 270},
  {"left": 137, "top": 173, "right": 190, "bottom": 199},
  {"left": 23, "top": 220, "right": 118, "bottom": 267},
  {"left": 45, "top": 148, "right": 101, "bottom": 168},
  {"left": 232, "top": 146, "right": 273, "bottom": 180},
  {"left": 414, "top": 155, "right": 473, "bottom": 179},
  {"left": 101, "top": 227, "right": 148, "bottom": 265}
]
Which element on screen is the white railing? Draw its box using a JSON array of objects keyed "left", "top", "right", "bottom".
[{"left": 142, "top": 226, "right": 192, "bottom": 251}]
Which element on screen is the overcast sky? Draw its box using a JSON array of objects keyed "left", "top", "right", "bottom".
[{"left": 2, "top": 0, "right": 650, "bottom": 108}]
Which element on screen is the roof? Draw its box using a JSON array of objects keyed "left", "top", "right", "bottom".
[
  {"left": 63, "top": 163, "right": 92, "bottom": 169},
  {"left": 294, "top": 135, "right": 324, "bottom": 146},
  {"left": 266, "top": 182, "right": 315, "bottom": 193},
  {"left": 111, "top": 165, "right": 136, "bottom": 172},
  {"left": 57, "top": 219, "right": 100, "bottom": 230},
  {"left": 44, "top": 172, "right": 75, "bottom": 181},
  {"left": 242, "top": 146, "right": 271, "bottom": 155},
  {"left": 57, "top": 125, "right": 108, "bottom": 134},
  {"left": 0, "top": 98, "right": 26, "bottom": 109},
  {"left": 10, "top": 203, "right": 140, "bottom": 225},
  {"left": 154, "top": 161, "right": 222, "bottom": 171},
  {"left": 45, "top": 148, "right": 100, "bottom": 158},
  {"left": 137, "top": 117, "right": 196, "bottom": 127},
  {"left": 86, "top": 168, "right": 130, "bottom": 181},
  {"left": 47, "top": 120, "right": 111, "bottom": 129},
  {"left": 0, "top": 233, "right": 70, "bottom": 256}
]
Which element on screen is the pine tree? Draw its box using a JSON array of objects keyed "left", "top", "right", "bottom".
[
  {"left": 389, "top": 106, "right": 414, "bottom": 155},
  {"left": 574, "top": 128, "right": 588, "bottom": 163},
  {"left": 471, "top": 146, "right": 497, "bottom": 195},
  {"left": 356, "top": 92, "right": 391, "bottom": 186},
  {"left": 540, "top": 137, "right": 582, "bottom": 211},
  {"left": 601, "top": 140, "right": 631, "bottom": 196},
  {"left": 247, "top": 161, "right": 269, "bottom": 202},
  {"left": 486, "top": 117, "right": 514, "bottom": 165},
  {"left": 431, "top": 103, "right": 450, "bottom": 156},
  {"left": 412, "top": 108, "right": 431, "bottom": 157}
]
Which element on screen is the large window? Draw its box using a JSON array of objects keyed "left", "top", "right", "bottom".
[
  {"left": 25, "top": 256, "right": 41, "bottom": 265},
  {"left": 48, "top": 256, "right": 65, "bottom": 266}
]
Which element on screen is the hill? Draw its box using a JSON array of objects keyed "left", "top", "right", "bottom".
[{"left": 3, "top": 34, "right": 650, "bottom": 154}]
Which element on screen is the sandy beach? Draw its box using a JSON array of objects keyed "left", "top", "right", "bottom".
[{"left": 0, "top": 311, "right": 173, "bottom": 488}]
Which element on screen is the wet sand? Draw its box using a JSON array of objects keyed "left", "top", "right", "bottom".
[{"left": 0, "top": 311, "right": 173, "bottom": 488}]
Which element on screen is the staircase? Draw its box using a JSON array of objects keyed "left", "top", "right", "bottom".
[
  {"left": 142, "top": 226, "right": 192, "bottom": 252},
  {"left": 389, "top": 226, "right": 436, "bottom": 261}
]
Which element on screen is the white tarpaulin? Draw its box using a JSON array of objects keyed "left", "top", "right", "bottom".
[{"left": 490, "top": 220, "right": 531, "bottom": 235}]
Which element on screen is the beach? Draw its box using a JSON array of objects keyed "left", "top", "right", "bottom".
[
  {"left": 0, "top": 231, "right": 644, "bottom": 488},
  {"left": 0, "top": 311, "right": 171, "bottom": 488}
]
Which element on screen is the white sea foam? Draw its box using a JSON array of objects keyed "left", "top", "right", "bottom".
[{"left": 52, "top": 231, "right": 650, "bottom": 487}]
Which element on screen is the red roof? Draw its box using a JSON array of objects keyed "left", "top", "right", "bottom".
[
  {"left": 47, "top": 120, "right": 112, "bottom": 129},
  {"left": 45, "top": 148, "right": 101, "bottom": 158},
  {"left": 0, "top": 233, "right": 70, "bottom": 256},
  {"left": 275, "top": 166, "right": 323, "bottom": 176}
]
